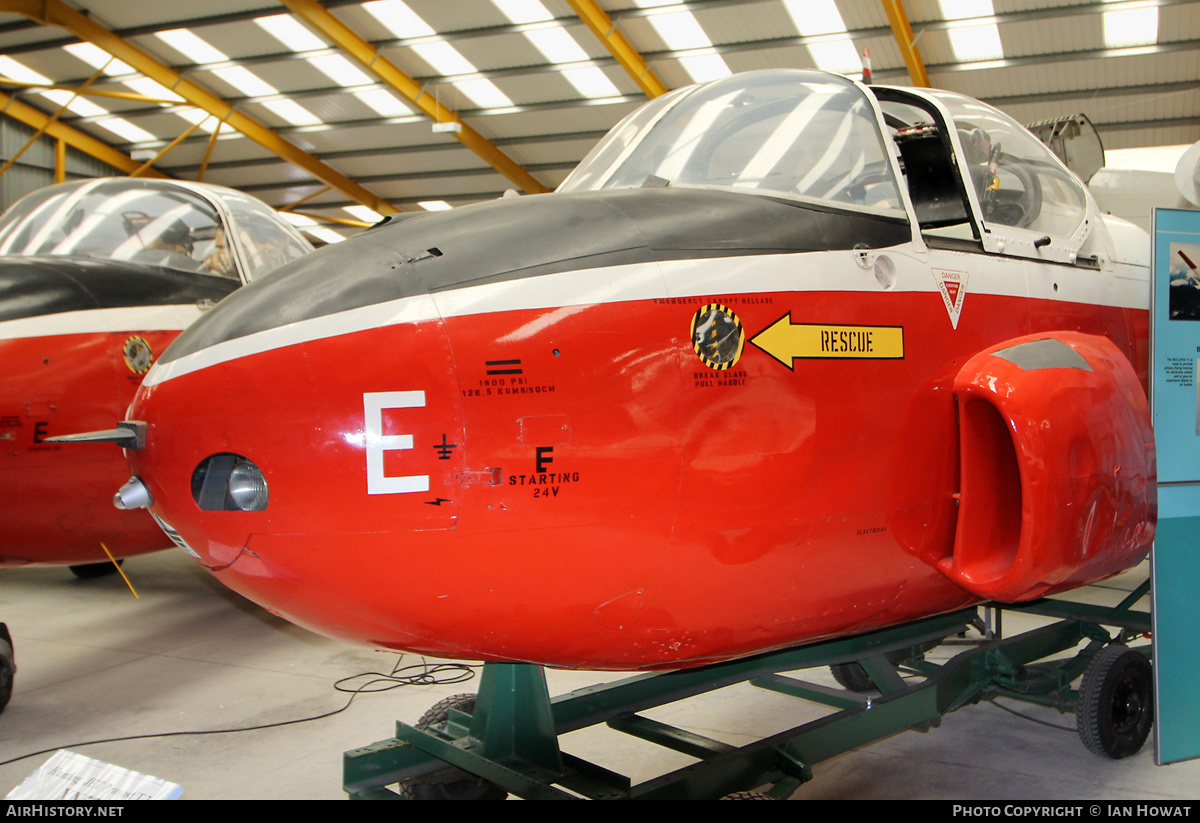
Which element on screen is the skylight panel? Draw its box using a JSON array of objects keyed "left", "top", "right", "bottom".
[
  {"left": 175, "top": 108, "right": 223, "bottom": 135},
  {"left": 494, "top": 2, "right": 619, "bottom": 98},
  {"left": 525, "top": 27, "right": 588, "bottom": 64},
  {"left": 419, "top": 200, "right": 453, "bottom": 211},
  {"left": 783, "top": 0, "right": 861, "bottom": 74},
  {"left": 806, "top": 41, "right": 864, "bottom": 75},
  {"left": 363, "top": 0, "right": 436, "bottom": 38},
  {"left": 0, "top": 56, "right": 51, "bottom": 86},
  {"left": 261, "top": 99, "right": 323, "bottom": 127},
  {"left": 95, "top": 117, "right": 157, "bottom": 144},
  {"left": 208, "top": 65, "right": 322, "bottom": 126},
  {"left": 255, "top": 14, "right": 327, "bottom": 52},
  {"left": 40, "top": 89, "right": 107, "bottom": 118},
  {"left": 942, "top": 0, "right": 994, "bottom": 17},
  {"left": 354, "top": 88, "right": 412, "bottom": 117},
  {"left": 492, "top": 0, "right": 552, "bottom": 23},
  {"left": 120, "top": 76, "right": 183, "bottom": 103},
  {"left": 311, "top": 229, "right": 346, "bottom": 244},
  {"left": 453, "top": 78, "right": 514, "bottom": 109},
  {"left": 648, "top": 10, "right": 711, "bottom": 50},
  {"left": 307, "top": 54, "right": 374, "bottom": 87},
  {"left": 633, "top": 3, "right": 730, "bottom": 83},
  {"left": 1103, "top": 3, "right": 1159, "bottom": 47},
  {"left": 677, "top": 54, "right": 731, "bottom": 83},
  {"left": 156, "top": 29, "right": 228, "bottom": 65},
  {"left": 947, "top": 25, "right": 1004, "bottom": 61},
  {"left": 365, "top": 0, "right": 513, "bottom": 109},
  {"left": 254, "top": 12, "right": 409, "bottom": 114},
  {"left": 63, "top": 42, "right": 135, "bottom": 77},
  {"left": 160, "top": 27, "right": 327, "bottom": 128},
  {"left": 561, "top": 67, "right": 620, "bottom": 99},
  {"left": 938, "top": 0, "right": 1004, "bottom": 62},
  {"left": 66, "top": 43, "right": 213, "bottom": 137},
  {"left": 785, "top": 0, "right": 848, "bottom": 36},
  {"left": 213, "top": 66, "right": 277, "bottom": 98},
  {"left": 345, "top": 205, "right": 383, "bottom": 223},
  {"left": 412, "top": 41, "right": 477, "bottom": 76}
]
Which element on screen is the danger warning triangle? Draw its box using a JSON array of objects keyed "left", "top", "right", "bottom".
[{"left": 933, "top": 268, "right": 968, "bottom": 330}]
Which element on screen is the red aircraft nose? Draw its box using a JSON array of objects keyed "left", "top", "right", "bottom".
[
  {"left": 125, "top": 305, "right": 489, "bottom": 656},
  {"left": 128, "top": 309, "right": 464, "bottom": 565}
]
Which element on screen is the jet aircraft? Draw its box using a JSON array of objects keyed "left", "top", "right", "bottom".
[
  {"left": 111, "top": 70, "right": 1155, "bottom": 671},
  {"left": 0, "top": 177, "right": 312, "bottom": 576}
]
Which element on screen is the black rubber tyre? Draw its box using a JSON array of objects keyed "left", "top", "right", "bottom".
[
  {"left": 1077, "top": 645, "right": 1153, "bottom": 759},
  {"left": 402, "top": 694, "right": 507, "bottom": 800},
  {"left": 0, "top": 623, "right": 14, "bottom": 715},
  {"left": 830, "top": 662, "right": 875, "bottom": 692},
  {"left": 68, "top": 560, "right": 122, "bottom": 580}
]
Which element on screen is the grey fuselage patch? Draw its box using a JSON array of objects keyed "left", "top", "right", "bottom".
[{"left": 992, "top": 338, "right": 1093, "bottom": 372}]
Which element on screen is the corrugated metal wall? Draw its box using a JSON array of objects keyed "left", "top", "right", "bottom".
[{"left": 0, "top": 117, "right": 122, "bottom": 213}]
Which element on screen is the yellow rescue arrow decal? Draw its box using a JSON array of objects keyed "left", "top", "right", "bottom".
[{"left": 750, "top": 313, "right": 904, "bottom": 370}]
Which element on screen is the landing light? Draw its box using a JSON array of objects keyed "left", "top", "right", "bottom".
[
  {"left": 192, "top": 454, "right": 269, "bottom": 512},
  {"left": 227, "top": 461, "right": 269, "bottom": 512}
]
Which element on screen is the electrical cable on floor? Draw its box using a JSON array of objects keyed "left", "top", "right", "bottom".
[
  {"left": 0, "top": 656, "right": 480, "bottom": 769},
  {"left": 985, "top": 695, "right": 1078, "bottom": 733},
  {"left": 334, "top": 657, "right": 478, "bottom": 694}
]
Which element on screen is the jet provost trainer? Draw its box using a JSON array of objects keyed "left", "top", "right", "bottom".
[{"left": 114, "top": 70, "right": 1153, "bottom": 670}]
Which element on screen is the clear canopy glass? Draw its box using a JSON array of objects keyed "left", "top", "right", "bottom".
[
  {"left": 559, "top": 71, "right": 906, "bottom": 217},
  {"left": 928, "top": 91, "right": 1089, "bottom": 239},
  {"left": 0, "top": 178, "right": 310, "bottom": 280}
]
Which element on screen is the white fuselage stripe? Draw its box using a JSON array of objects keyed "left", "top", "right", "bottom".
[
  {"left": 142, "top": 248, "right": 1150, "bottom": 388},
  {"left": 0, "top": 304, "right": 205, "bottom": 341}
]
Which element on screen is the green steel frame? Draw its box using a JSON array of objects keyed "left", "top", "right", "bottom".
[{"left": 344, "top": 582, "right": 1151, "bottom": 800}]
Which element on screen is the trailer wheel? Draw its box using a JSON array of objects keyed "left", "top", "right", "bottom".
[
  {"left": 401, "top": 694, "right": 507, "bottom": 800},
  {"left": 1077, "top": 644, "right": 1153, "bottom": 759},
  {"left": 830, "top": 662, "right": 875, "bottom": 692},
  {"left": 69, "top": 561, "right": 121, "bottom": 580},
  {"left": 0, "top": 623, "right": 12, "bottom": 714}
]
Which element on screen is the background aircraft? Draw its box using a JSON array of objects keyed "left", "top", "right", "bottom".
[
  {"left": 0, "top": 177, "right": 312, "bottom": 578},
  {"left": 115, "top": 70, "right": 1155, "bottom": 672}
]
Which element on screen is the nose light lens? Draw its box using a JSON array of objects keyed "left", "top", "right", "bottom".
[
  {"left": 192, "top": 454, "right": 269, "bottom": 512},
  {"left": 113, "top": 476, "right": 152, "bottom": 510},
  {"left": 228, "top": 461, "right": 269, "bottom": 512}
]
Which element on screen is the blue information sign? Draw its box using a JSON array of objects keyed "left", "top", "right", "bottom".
[{"left": 1150, "top": 207, "right": 1200, "bottom": 765}]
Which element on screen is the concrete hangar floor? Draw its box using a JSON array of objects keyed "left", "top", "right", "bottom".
[{"left": 0, "top": 550, "right": 1195, "bottom": 801}]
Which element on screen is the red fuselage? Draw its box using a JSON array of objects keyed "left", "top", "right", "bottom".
[
  {"left": 119, "top": 72, "right": 1156, "bottom": 670},
  {"left": 123, "top": 186, "right": 1154, "bottom": 669},
  {"left": 1, "top": 328, "right": 178, "bottom": 566},
  {"left": 0, "top": 257, "right": 237, "bottom": 567}
]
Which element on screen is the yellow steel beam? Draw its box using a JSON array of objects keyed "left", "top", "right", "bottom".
[
  {"left": 54, "top": 138, "right": 65, "bottom": 182},
  {"left": 279, "top": 0, "right": 549, "bottom": 195},
  {"left": 882, "top": 0, "right": 931, "bottom": 87},
  {"left": 282, "top": 210, "right": 371, "bottom": 229},
  {"left": 0, "top": 77, "right": 183, "bottom": 106},
  {"left": 281, "top": 185, "right": 333, "bottom": 211},
  {"left": 0, "top": 0, "right": 399, "bottom": 214},
  {"left": 0, "top": 88, "right": 166, "bottom": 177},
  {"left": 130, "top": 116, "right": 209, "bottom": 178},
  {"left": 196, "top": 119, "right": 225, "bottom": 182},
  {"left": 566, "top": 0, "right": 669, "bottom": 99},
  {"left": 0, "top": 62, "right": 107, "bottom": 180}
]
